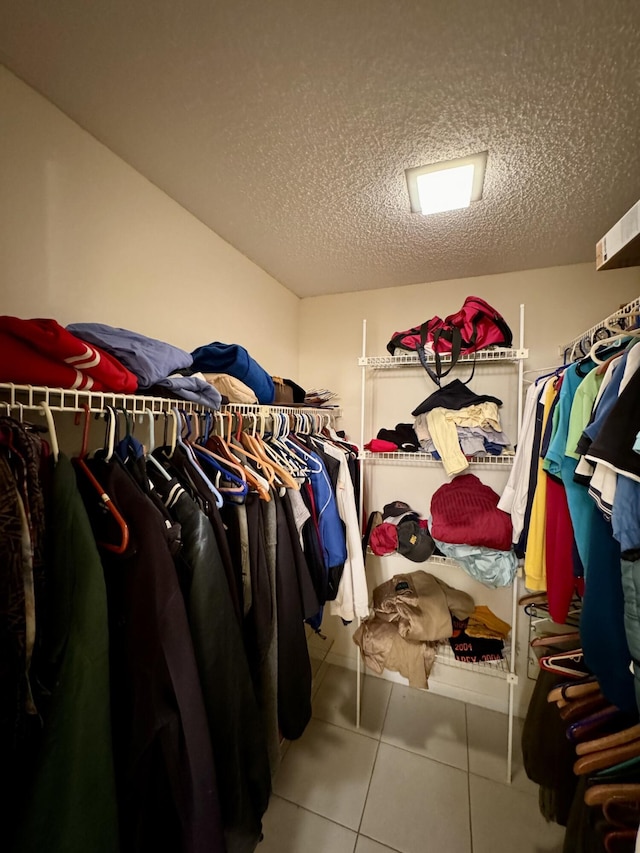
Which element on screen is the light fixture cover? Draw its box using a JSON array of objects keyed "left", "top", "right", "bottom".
[{"left": 406, "top": 152, "right": 488, "bottom": 215}]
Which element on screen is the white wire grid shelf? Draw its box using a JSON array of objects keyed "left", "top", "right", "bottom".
[
  {"left": 434, "top": 642, "right": 512, "bottom": 679},
  {"left": 559, "top": 295, "right": 640, "bottom": 360},
  {"left": 359, "top": 450, "right": 514, "bottom": 466},
  {"left": 0, "top": 382, "right": 341, "bottom": 420},
  {"left": 358, "top": 348, "right": 528, "bottom": 369}
]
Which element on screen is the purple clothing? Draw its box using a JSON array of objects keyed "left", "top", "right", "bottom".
[{"left": 68, "top": 323, "right": 193, "bottom": 389}]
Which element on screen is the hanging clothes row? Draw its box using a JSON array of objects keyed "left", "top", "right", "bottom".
[
  {"left": 0, "top": 401, "right": 365, "bottom": 853},
  {"left": 500, "top": 330, "right": 640, "bottom": 717}
]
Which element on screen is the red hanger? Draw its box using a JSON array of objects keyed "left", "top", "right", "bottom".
[{"left": 75, "top": 404, "right": 129, "bottom": 555}]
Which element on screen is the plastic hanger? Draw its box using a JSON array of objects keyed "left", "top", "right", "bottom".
[
  {"left": 39, "top": 401, "right": 59, "bottom": 463},
  {"left": 75, "top": 404, "right": 129, "bottom": 554},
  {"left": 142, "top": 409, "right": 172, "bottom": 481},
  {"left": 174, "top": 407, "right": 224, "bottom": 507},
  {"left": 206, "top": 413, "right": 271, "bottom": 500},
  {"left": 588, "top": 331, "right": 640, "bottom": 365},
  {"left": 538, "top": 648, "right": 587, "bottom": 678}
]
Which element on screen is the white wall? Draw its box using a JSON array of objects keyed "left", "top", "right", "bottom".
[
  {"left": 299, "top": 263, "right": 640, "bottom": 715},
  {"left": 0, "top": 66, "right": 300, "bottom": 376},
  {"left": 299, "top": 264, "right": 640, "bottom": 441}
]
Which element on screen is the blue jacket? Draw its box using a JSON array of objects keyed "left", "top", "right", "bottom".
[{"left": 191, "top": 342, "right": 275, "bottom": 404}]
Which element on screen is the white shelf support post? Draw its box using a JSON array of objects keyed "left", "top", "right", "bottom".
[
  {"left": 356, "top": 319, "right": 368, "bottom": 729},
  {"left": 517, "top": 303, "right": 525, "bottom": 444}
]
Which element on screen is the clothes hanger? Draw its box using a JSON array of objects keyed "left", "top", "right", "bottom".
[
  {"left": 538, "top": 648, "right": 587, "bottom": 678},
  {"left": 206, "top": 413, "right": 271, "bottom": 500},
  {"left": 39, "top": 401, "right": 59, "bottom": 463},
  {"left": 547, "top": 677, "right": 600, "bottom": 704},
  {"left": 142, "top": 409, "right": 173, "bottom": 481},
  {"left": 173, "top": 407, "right": 224, "bottom": 508},
  {"left": 230, "top": 413, "right": 277, "bottom": 486},
  {"left": 574, "top": 739, "right": 640, "bottom": 776},
  {"left": 576, "top": 725, "right": 640, "bottom": 757},
  {"left": 603, "top": 828, "right": 637, "bottom": 853},
  {"left": 74, "top": 404, "right": 129, "bottom": 554},
  {"left": 588, "top": 331, "right": 640, "bottom": 365},
  {"left": 531, "top": 631, "right": 581, "bottom": 649}
]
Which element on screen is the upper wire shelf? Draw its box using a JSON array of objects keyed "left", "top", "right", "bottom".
[
  {"left": 359, "top": 450, "right": 514, "bottom": 466},
  {"left": 359, "top": 348, "right": 528, "bottom": 369},
  {"left": 0, "top": 382, "right": 341, "bottom": 420},
  {"left": 559, "top": 295, "right": 640, "bottom": 361}
]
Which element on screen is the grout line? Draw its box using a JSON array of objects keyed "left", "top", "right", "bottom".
[
  {"left": 357, "top": 832, "right": 403, "bottom": 852},
  {"left": 355, "top": 683, "right": 393, "bottom": 836},
  {"left": 269, "top": 794, "right": 360, "bottom": 834},
  {"left": 375, "top": 737, "right": 469, "bottom": 773},
  {"left": 465, "top": 704, "right": 474, "bottom": 853}
]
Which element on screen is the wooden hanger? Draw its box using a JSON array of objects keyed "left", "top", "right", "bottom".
[
  {"left": 574, "top": 739, "right": 640, "bottom": 776},
  {"left": 585, "top": 784, "right": 640, "bottom": 808},
  {"left": 576, "top": 725, "right": 640, "bottom": 757}
]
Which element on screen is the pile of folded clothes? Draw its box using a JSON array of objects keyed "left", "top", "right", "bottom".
[
  {"left": 412, "top": 379, "right": 513, "bottom": 476},
  {"left": 0, "top": 316, "right": 311, "bottom": 411},
  {"left": 364, "top": 423, "right": 420, "bottom": 453},
  {"left": 428, "top": 473, "right": 518, "bottom": 588},
  {"left": 449, "top": 605, "right": 511, "bottom": 663},
  {"left": 353, "top": 570, "right": 475, "bottom": 688},
  {"left": 366, "top": 501, "right": 436, "bottom": 563},
  {"left": 303, "top": 388, "right": 339, "bottom": 407}
]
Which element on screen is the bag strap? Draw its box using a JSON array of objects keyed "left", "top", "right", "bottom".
[
  {"left": 419, "top": 326, "right": 481, "bottom": 386},
  {"left": 418, "top": 326, "right": 462, "bottom": 385}
]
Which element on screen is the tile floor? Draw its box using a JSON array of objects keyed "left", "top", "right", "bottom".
[{"left": 260, "top": 663, "right": 565, "bottom": 853}]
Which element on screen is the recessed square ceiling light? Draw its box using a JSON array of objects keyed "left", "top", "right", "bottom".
[{"left": 406, "top": 152, "right": 488, "bottom": 215}]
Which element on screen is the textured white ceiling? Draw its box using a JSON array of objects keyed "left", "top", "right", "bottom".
[{"left": 1, "top": 0, "right": 639, "bottom": 297}]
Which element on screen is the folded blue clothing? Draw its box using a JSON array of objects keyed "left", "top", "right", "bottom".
[
  {"left": 431, "top": 535, "right": 517, "bottom": 588},
  {"left": 155, "top": 374, "right": 222, "bottom": 409},
  {"left": 68, "top": 322, "right": 193, "bottom": 389},
  {"left": 191, "top": 341, "right": 275, "bottom": 404}
]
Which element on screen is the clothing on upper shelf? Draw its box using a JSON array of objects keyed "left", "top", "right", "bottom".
[
  {"left": 0, "top": 316, "right": 138, "bottom": 393},
  {"left": 66, "top": 322, "right": 193, "bottom": 388},
  {"left": 190, "top": 341, "right": 275, "bottom": 404},
  {"left": 202, "top": 373, "right": 258, "bottom": 403},
  {"left": 411, "top": 379, "right": 503, "bottom": 417},
  {"left": 410, "top": 380, "right": 512, "bottom": 474},
  {"left": 375, "top": 423, "right": 420, "bottom": 451}
]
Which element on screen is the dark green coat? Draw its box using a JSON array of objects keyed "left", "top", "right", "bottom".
[{"left": 12, "top": 454, "right": 119, "bottom": 853}]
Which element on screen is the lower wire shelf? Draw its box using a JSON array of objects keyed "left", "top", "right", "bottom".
[{"left": 434, "top": 642, "right": 513, "bottom": 680}]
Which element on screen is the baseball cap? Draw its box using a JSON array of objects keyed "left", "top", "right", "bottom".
[{"left": 396, "top": 520, "right": 435, "bottom": 562}]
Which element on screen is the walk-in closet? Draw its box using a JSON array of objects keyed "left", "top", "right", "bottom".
[{"left": 1, "top": 2, "right": 640, "bottom": 852}]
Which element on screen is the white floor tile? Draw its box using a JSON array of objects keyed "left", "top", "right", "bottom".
[
  {"left": 355, "top": 836, "right": 401, "bottom": 853},
  {"left": 260, "top": 795, "right": 357, "bottom": 853},
  {"left": 381, "top": 684, "right": 468, "bottom": 770},
  {"left": 466, "top": 704, "right": 537, "bottom": 794},
  {"left": 313, "top": 664, "right": 392, "bottom": 738},
  {"left": 273, "top": 718, "right": 379, "bottom": 830},
  {"left": 469, "top": 774, "right": 565, "bottom": 853},
  {"left": 360, "top": 743, "right": 471, "bottom": 853}
]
